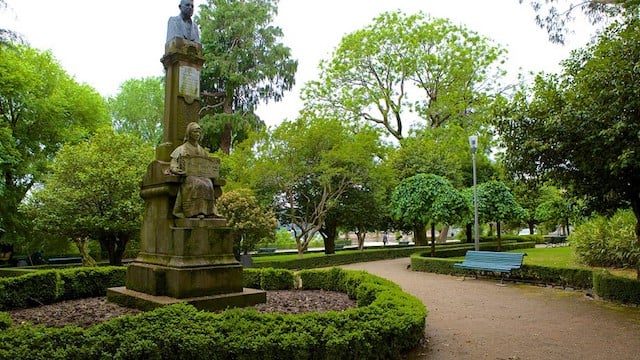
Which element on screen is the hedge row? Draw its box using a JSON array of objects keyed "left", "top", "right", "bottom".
[
  {"left": 0, "top": 267, "right": 125, "bottom": 310},
  {"left": 253, "top": 241, "right": 536, "bottom": 270},
  {"left": 0, "top": 267, "right": 427, "bottom": 360},
  {"left": 410, "top": 253, "right": 640, "bottom": 305}
]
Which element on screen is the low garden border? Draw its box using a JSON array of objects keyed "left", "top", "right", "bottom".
[{"left": 0, "top": 267, "right": 426, "bottom": 360}]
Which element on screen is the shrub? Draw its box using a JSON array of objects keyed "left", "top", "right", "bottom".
[
  {"left": 593, "top": 270, "right": 640, "bottom": 304},
  {"left": 0, "top": 312, "right": 11, "bottom": 330},
  {"left": 0, "top": 271, "right": 61, "bottom": 310},
  {"left": 570, "top": 209, "right": 640, "bottom": 270}
]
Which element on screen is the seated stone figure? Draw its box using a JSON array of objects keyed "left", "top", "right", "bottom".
[{"left": 170, "top": 122, "right": 220, "bottom": 218}]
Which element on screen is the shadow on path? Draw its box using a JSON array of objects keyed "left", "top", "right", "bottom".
[{"left": 340, "top": 258, "right": 640, "bottom": 360}]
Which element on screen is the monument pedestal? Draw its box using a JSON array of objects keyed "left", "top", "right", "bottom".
[{"left": 107, "top": 162, "right": 266, "bottom": 310}]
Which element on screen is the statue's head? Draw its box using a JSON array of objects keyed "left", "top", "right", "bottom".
[
  {"left": 179, "top": 0, "right": 195, "bottom": 20},
  {"left": 184, "top": 122, "right": 202, "bottom": 142}
]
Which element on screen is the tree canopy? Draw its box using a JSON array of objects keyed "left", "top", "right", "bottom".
[
  {"left": 494, "top": 16, "right": 640, "bottom": 239},
  {"left": 390, "top": 173, "right": 468, "bottom": 248},
  {"left": 26, "top": 128, "right": 153, "bottom": 265},
  {"left": 198, "top": 0, "right": 297, "bottom": 153},
  {"left": 0, "top": 44, "right": 109, "bottom": 242},
  {"left": 303, "top": 10, "right": 505, "bottom": 141},
  {"left": 243, "top": 116, "right": 382, "bottom": 256},
  {"left": 108, "top": 76, "right": 164, "bottom": 145}
]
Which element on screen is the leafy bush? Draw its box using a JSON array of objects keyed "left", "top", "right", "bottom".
[
  {"left": 570, "top": 209, "right": 640, "bottom": 269},
  {"left": 0, "top": 271, "right": 61, "bottom": 310},
  {"left": 0, "top": 312, "right": 11, "bottom": 330},
  {"left": 0, "top": 267, "right": 126, "bottom": 310}
]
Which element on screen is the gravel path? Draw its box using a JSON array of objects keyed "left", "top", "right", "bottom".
[{"left": 340, "top": 258, "right": 640, "bottom": 360}]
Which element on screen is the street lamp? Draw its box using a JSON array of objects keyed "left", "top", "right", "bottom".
[{"left": 469, "top": 135, "right": 480, "bottom": 251}]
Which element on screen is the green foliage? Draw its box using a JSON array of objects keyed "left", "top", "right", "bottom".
[
  {"left": 0, "top": 271, "right": 61, "bottom": 310},
  {"left": 259, "top": 268, "right": 294, "bottom": 290},
  {"left": 57, "top": 267, "right": 126, "bottom": 300},
  {"left": 248, "top": 117, "right": 383, "bottom": 256},
  {"left": 218, "top": 188, "right": 278, "bottom": 255},
  {"left": 391, "top": 173, "right": 469, "bottom": 228},
  {"left": 391, "top": 126, "right": 496, "bottom": 187},
  {"left": 494, "top": 16, "right": 640, "bottom": 238},
  {"left": 570, "top": 209, "right": 640, "bottom": 270},
  {"left": 593, "top": 270, "right": 640, "bottom": 304},
  {"left": 0, "top": 44, "right": 109, "bottom": 242},
  {"left": 303, "top": 10, "right": 505, "bottom": 141},
  {"left": 0, "top": 269, "right": 426, "bottom": 360},
  {"left": 0, "top": 311, "right": 11, "bottom": 330},
  {"left": 198, "top": 0, "right": 296, "bottom": 153},
  {"left": 108, "top": 76, "right": 164, "bottom": 145},
  {"left": 0, "top": 267, "right": 126, "bottom": 310},
  {"left": 477, "top": 180, "right": 526, "bottom": 225},
  {"left": 24, "top": 128, "right": 154, "bottom": 265}
]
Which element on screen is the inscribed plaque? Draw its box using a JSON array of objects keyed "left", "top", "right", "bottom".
[
  {"left": 178, "top": 66, "right": 200, "bottom": 98},
  {"left": 183, "top": 156, "right": 219, "bottom": 178}
]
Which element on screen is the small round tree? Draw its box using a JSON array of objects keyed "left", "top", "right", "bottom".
[{"left": 217, "top": 188, "right": 278, "bottom": 259}]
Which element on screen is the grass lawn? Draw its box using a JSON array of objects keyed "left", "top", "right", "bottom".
[{"left": 507, "top": 246, "right": 637, "bottom": 279}]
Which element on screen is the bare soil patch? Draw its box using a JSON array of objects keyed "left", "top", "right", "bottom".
[{"left": 7, "top": 290, "right": 355, "bottom": 329}]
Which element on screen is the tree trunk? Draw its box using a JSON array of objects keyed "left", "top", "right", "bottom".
[
  {"left": 413, "top": 224, "right": 427, "bottom": 246},
  {"left": 220, "top": 122, "right": 232, "bottom": 155},
  {"left": 321, "top": 217, "right": 338, "bottom": 255},
  {"left": 439, "top": 225, "right": 449, "bottom": 244},
  {"left": 356, "top": 230, "right": 366, "bottom": 251},
  {"left": 73, "top": 237, "right": 97, "bottom": 267},
  {"left": 430, "top": 223, "right": 436, "bottom": 257},
  {"left": 630, "top": 194, "right": 640, "bottom": 279},
  {"left": 220, "top": 91, "right": 234, "bottom": 154},
  {"left": 466, "top": 223, "right": 473, "bottom": 243},
  {"left": 496, "top": 221, "right": 502, "bottom": 252}
]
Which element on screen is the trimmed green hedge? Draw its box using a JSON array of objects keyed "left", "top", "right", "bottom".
[
  {"left": 0, "top": 268, "right": 427, "bottom": 360},
  {"left": 254, "top": 241, "right": 535, "bottom": 270},
  {"left": 593, "top": 270, "right": 640, "bottom": 304},
  {"left": 0, "top": 267, "right": 125, "bottom": 310},
  {"left": 410, "top": 253, "right": 640, "bottom": 305}
]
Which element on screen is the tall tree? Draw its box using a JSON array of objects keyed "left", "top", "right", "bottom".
[
  {"left": 26, "top": 128, "right": 153, "bottom": 265},
  {"left": 0, "top": 45, "right": 109, "bottom": 242},
  {"left": 248, "top": 117, "right": 382, "bottom": 257},
  {"left": 198, "top": 0, "right": 297, "bottom": 154},
  {"left": 494, "top": 16, "right": 640, "bottom": 250},
  {"left": 303, "top": 11, "right": 505, "bottom": 141},
  {"left": 108, "top": 76, "right": 164, "bottom": 145}
]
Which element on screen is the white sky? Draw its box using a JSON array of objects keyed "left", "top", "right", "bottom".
[{"left": 2, "top": 0, "right": 595, "bottom": 127}]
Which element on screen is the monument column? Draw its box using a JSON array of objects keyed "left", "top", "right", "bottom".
[{"left": 157, "top": 38, "right": 205, "bottom": 162}]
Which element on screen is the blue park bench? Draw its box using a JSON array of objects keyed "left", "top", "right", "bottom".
[{"left": 453, "top": 250, "right": 527, "bottom": 284}]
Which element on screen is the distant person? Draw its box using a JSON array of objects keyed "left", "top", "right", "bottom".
[
  {"left": 166, "top": 0, "right": 200, "bottom": 44},
  {"left": 382, "top": 232, "right": 388, "bottom": 246}
]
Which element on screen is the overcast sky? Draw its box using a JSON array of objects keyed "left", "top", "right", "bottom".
[{"left": 2, "top": 0, "right": 595, "bottom": 127}]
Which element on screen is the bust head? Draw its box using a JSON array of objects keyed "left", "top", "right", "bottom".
[
  {"left": 179, "top": 0, "right": 195, "bottom": 21},
  {"left": 184, "top": 122, "right": 202, "bottom": 143}
]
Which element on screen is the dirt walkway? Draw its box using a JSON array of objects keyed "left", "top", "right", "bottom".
[{"left": 340, "top": 258, "right": 640, "bottom": 360}]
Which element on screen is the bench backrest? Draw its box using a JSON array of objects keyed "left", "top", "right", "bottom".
[{"left": 463, "top": 251, "right": 526, "bottom": 268}]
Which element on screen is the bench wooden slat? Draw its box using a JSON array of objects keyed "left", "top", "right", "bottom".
[{"left": 453, "top": 251, "right": 526, "bottom": 274}]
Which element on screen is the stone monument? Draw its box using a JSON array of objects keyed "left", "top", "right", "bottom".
[{"left": 107, "top": 0, "right": 266, "bottom": 311}]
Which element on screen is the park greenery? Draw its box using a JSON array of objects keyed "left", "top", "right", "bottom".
[{"left": 0, "top": 0, "right": 639, "bottom": 279}]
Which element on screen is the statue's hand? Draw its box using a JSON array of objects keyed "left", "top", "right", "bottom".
[{"left": 170, "top": 167, "right": 186, "bottom": 175}]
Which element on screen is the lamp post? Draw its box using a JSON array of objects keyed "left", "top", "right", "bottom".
[{"left": 469, "top": 135, "right": 479, "bottom": 251}]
